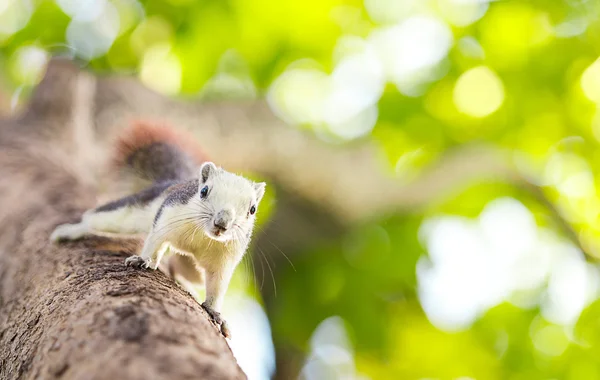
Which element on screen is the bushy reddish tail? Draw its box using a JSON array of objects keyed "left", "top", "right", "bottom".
[{"left": 113, "top": 121, "right": 207, "bottom": 185}]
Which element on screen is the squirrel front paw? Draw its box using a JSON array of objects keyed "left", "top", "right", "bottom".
[
  {"left": 125, "top": 255, "right": 151, "bottom": 269},
  {"left": 201, "top": 302, "right": 231, "bottom": 339}
]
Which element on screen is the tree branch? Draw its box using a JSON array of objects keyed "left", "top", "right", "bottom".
[{"left": 0, "top": 71, "right": 245, "bottom": 379}]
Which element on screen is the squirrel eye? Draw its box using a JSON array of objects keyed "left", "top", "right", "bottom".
[
  {"left": 249, "top": 205, "right": 256, "bottom": 215},
  {"left": 200, "top": 186, "right": 209, "bottom": 198}
]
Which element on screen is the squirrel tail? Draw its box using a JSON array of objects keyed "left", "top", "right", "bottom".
[{"left": 112, "top": 121, "right": 207, "bottom": 186}]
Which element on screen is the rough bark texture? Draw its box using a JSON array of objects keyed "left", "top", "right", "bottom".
[{"left": 0, "top": 61, "right": 245, "bottom": 380}]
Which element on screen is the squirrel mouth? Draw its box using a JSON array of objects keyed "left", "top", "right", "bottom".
[{"left": 207, "top": 226, "right": 229, "bottom": 241}]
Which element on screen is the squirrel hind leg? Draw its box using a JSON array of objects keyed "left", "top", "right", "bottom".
[{"left": 50, "top": 222, "right": 90, "bottom": 242}]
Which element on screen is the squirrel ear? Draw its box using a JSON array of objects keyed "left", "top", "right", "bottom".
[
  {"left": 200, "top": 162, "right": 217, "bottom": 182},
  {"left": 254, "top": 182, "right": 266, "bottom": 203}
]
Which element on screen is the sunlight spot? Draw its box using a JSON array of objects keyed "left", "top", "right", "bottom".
[
  {"left": 368, "top": 15, "right": 453, "bottom": 95},
  {"left": 299, "top": 316, "right": 368, "bottom": 380},
  {"left": 326, "top": 47, "right": 384, "bottom": 121},
  {"left": 558, "top": 171, "right": 595, "bottom": 199},
  {"left": 531, "top": 322, "right": 570, "bottom": 357},
  {"left": 544, "top": 152, "right": 595, "bottom": 199},
  {"left": 417, "top": 217, "right": 490, "bottom": 330},
  {"left": 364, "top": 0, "right": 418, "bottom": 24},
  {"left": 453, "top": 66, "right": 504, "bottom": 117},
  {"left": 129, "top": 16, "right": 174, "bottom": 56},
  {"left": 542, "top": 249, "right": 600, "bottom": 325},
  {"left": 438, "top": 0, "right": 489, "bottom": 27},
  {"left": 57, "top": 0, "right": 106, "bottom": 21},
  {"left": 323, "top": 47, "right": 384, "bottom": 140},
  {"left": 112, "top": 0, "right": 145, "bottom": 35},
  {"left": 479, "top": 198, "right": 537, "bottom": 264},
  {"left": 267, "top": 67, "right": 329, "bottom": 125},
  {"left": 11, "top": 45, "right": 49, "bottom": 85},
  {"left": 139, "top": 44, "right": 182, "bottom": 95},
  {"left": 418, "top": 197, "right": 597, "bottom": 331},
  {"left": 581, "top": 58, "right": 600, "bottom": 104},
  {"left": 269, "top": 15, "right": 450, "bottom": 138},
  {"left": 268, "top": 49, "right": 383, "bottom": 141},
  {"left": 325, "top": 105, "right": 379, "bottom": 140},
  {"left": 0, "top": 0, "right": 33, "bottom": 39},
  {"left": 65, "top": 0, "right": 120, "bottom": 60},
  {"left": 553, "top": 16, "right": 588, "bottom": 38}
]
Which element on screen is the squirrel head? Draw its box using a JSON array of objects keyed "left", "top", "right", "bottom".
[{"left": 196, "top": 162, "right": 266, "bottom": 243}]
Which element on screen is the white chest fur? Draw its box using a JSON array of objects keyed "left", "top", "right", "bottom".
[{"left": 154, "top": 204, "right": 247, "bottom": 272}]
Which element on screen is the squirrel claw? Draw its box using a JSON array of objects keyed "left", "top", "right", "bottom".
[
  {"left": 220, "top": 321, "right": 231, "bottom": 339},
  {"left": 125, "top": 255, "right": 150, "bottom": 269},
  {"left": 201, "top": 302, "right": 231, "bottom": 338}
]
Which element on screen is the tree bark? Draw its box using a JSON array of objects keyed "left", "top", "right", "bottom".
[{"left": 0, "top": 60, "right": 245, "bottom": 380}]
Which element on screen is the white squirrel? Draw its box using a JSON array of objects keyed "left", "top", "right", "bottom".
[{"left": 50, "top": 121, "right": 266, "bottom": 338}]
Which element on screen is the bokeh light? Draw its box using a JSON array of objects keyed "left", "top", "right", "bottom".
[
  {"left": 0, "top": 0, "right": 33, "bottom": 40},
  {"left": 65, "top": 0, "right": 120, "bottom": 60},
  {"left": 418, "top": 197, "right": 599, "bottom": 331},
  {"left": 581, "top": 59, "right": 600, "bottom": 104},
  {"left": 437, "top": 0, "right": 490, "bottom": 27},
  {"left": 10, "top": 45, "right": 48, "bottom": 86},
  {"left": 368, "top": 15, "right": 453, "bottom": 95},
  {"left": 453, "top": 66, "right": 505, "bottom": 118},
  {"left": 139, "top": 44, "right": 182, "bottom": 95}
]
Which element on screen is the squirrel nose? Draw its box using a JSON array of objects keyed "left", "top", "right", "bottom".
[{"left": 214, "top": 209, "right": 233, "bottom": 231}]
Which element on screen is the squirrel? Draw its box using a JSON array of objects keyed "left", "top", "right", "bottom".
[{"left": 50, "top": 121, "right": 266, "bottom": 338}]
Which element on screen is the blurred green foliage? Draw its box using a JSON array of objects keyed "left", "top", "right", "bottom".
[{"left": 6, "top": 0, "right": 600, "bottom": 379}]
